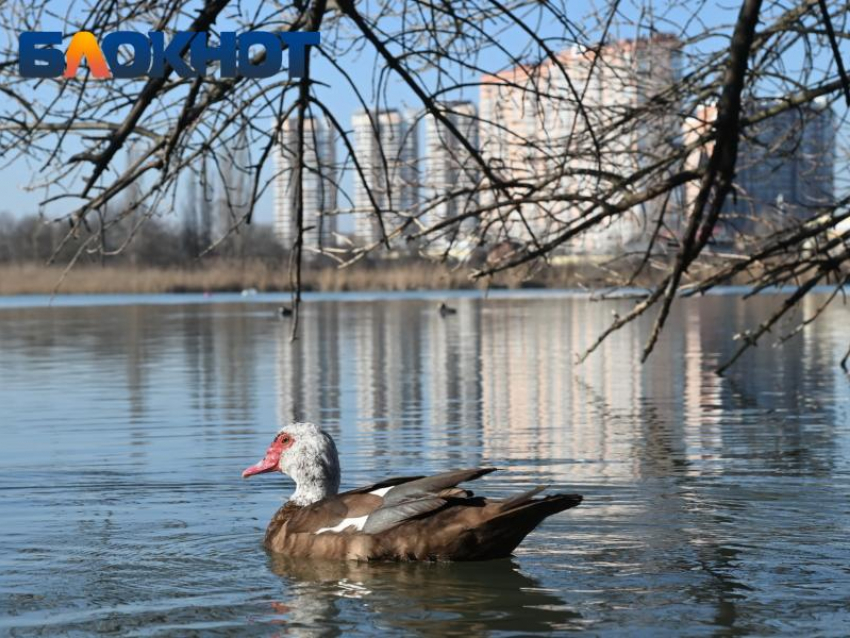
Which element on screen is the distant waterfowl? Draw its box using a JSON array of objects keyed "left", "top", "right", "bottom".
[
  {"left": 242, "top": 423, "right": 582, "bottom": 561},
  {"left": 277, "top": 306, "right": 293, "bottom": 318},
  {"left": 438, "top": 302, "right": 457, "bottom": 317}
]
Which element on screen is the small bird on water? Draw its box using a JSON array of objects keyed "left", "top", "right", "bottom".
[
  {"left": 438, "top": 302, "right": 457, "bottom": 317},
  {"left": 277, "top": 306, "right": 293, "bottom": 318}
]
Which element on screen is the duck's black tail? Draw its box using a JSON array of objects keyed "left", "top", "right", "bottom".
[
  {"left": 496, "top": 488, "right": 583, "bottom": 523},
  {"left": 462, "top": 489, "right": 583, "bottom": 560}
]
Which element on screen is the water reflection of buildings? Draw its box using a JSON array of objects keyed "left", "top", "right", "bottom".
[
  {"left": 266, "top": 293, "right": 848, "bottom": 486},
  {"left": 425, "top": 299, "right": 482, "bottom": 465},
  {"left": 478, "top": 299, "right": 650, "bottom": 480},
  {"left": 275, "top": 305, "right": 341, "bottom": 429},
  {"left": 17, "top": 293, "right": 841, "bottom": 483},
  {"left": 350, "top": 302, "right": 426, "bottom": 430}
]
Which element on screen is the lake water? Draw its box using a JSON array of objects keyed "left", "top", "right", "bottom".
[{"left": 1, "top": 291, "right": 848, "bottom": 636}]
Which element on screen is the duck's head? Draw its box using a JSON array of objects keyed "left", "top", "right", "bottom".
[{"left": 242, "top": 422, "right": 341, "bottom": 505}]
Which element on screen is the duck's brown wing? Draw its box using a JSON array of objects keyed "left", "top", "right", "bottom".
[
  {"left": 279, "top": 468, "right": 496, "bottom": 536},
  {"left": 281, "top": 492, "right": 383, "bottom": 534}
]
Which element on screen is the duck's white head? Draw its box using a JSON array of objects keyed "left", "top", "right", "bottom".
[{"left": 242, "top": 422, "right": 341, "bottom": 506}]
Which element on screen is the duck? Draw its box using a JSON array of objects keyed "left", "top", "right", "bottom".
[
  {"left": 242, "top": 423, "right": 582, "bottom": 561},
  {"left": 277, "top": 306, "right": 293, "bottom": 318},
  {"left": 438, "top": 302, "right": 457, "bottom": 317}
]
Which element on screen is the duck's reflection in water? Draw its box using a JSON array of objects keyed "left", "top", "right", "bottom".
[{"left": 265, "top": 555, "right": 582, "bottom": 636}]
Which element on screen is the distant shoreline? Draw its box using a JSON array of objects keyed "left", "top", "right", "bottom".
[{"left": 0, "top": 259, "right": 677, "bottom": 296}]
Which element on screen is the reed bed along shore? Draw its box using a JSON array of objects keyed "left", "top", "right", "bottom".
[
  {"left": 0, "top": 259, "right": 655, "bottom": 295},
  {"left": 0, "top": 261, "right": 484, "bottom": 295}
]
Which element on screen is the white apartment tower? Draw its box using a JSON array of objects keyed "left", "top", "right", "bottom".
[
  {"left": 351, "top": 109, "right": 419, "bottom": 245},
  {"left": 273, "top": 116, "right": 337, "bottom": 251},
  {"left": 423, "top": 101, "right": 480, "bottom": 237}
]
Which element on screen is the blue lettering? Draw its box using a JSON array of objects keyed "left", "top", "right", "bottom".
[
  {"left": 101, "top": 32, "right": 151, "bottom": 78},
  {"left": 238, "top": 31, "right": 282, "bottom": 79},
  {"left": 19, "top": 30, "right": 319, "bottom": 79},
  {"left": 280, "top": 32, "right": 320, "bottom": 78},
  {"left": 190, "top": 32, "right": 237, "bottom": 78},
  {"left": 19, "top": 32, "right": 64, "bottom": 78},
  {"left": 149, "top": 31, "right": 195, "bottom": 78}
]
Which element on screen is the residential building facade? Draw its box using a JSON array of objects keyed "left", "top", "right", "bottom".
[
  {"left": 423, "top": 101, "right": 480, "bottom": 243},
  {"left": 351, "top": 109, "right": 419, "bottom": 245},
  {"left": 273, "top": 116, "right": 338, "bottom": 251},
  {"left": 479, "top": 35, "right": 684, "bottom": 254}
]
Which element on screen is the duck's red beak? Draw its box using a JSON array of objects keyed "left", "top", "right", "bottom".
[{"left": 242, "top": 437, "right": 285, "bottom": 478}]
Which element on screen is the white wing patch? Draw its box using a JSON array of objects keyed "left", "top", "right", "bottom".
[
  {"left": 315, "top": 515, "right": 368, "bottom": 535},
  {"left": 314, "top": 486, "right": 394, "bottom": 534}
]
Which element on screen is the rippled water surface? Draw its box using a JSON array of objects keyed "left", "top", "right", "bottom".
[{"left": 1, "top": 291, "right": 849, "bottom": 636}]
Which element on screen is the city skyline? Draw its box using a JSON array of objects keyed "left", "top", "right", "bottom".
[{"left": 271, "top": 40, "right": 836, "bottom": 255}]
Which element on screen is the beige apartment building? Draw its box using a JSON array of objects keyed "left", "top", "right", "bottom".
[{"left": 479, "top": 35, "right": 684, "bottom": 254}]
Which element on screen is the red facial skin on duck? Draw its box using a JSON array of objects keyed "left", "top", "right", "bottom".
[{"left": 242, "top": 434, "right": 294, "bottom": 478}]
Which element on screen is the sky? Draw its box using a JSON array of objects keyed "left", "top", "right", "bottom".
[{"left": 0, "top": 0, "right": 845, "bottom": 231}]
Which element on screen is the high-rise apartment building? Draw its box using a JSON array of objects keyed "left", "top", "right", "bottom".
[
  {"left": 423, "top": 102, "right": 480, "bottom": 238},
  {"left": 273, "top": 116, "right": 337, "bottom": 250},
  {"left": 684, "top": 99, "right": 834, "bottom": 239},
  {"left": 351, "top": 109, "right": 419, "bottom": 245},
  {"left": 479, "top": 35, "right": 683, "bottom": 253},
  {"left": 732, "top": 99, "right": 834, "bottom": 232}
]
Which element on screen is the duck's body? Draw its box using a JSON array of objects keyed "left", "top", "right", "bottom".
[{"left": 243, "top": 424, "right": 582, "bottom": 562}]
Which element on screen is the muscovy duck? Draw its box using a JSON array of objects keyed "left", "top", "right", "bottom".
[{"left": 243, "top": 423, "right": 582, "bottom": 561}]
